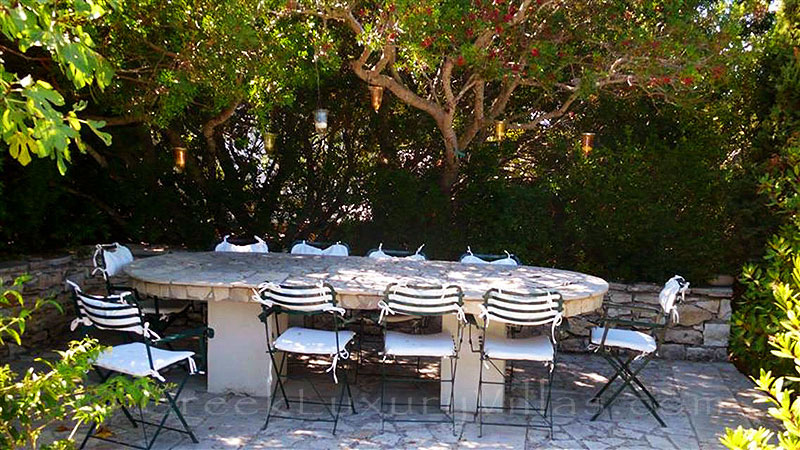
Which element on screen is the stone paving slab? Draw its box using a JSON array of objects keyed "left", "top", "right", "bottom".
[{"left": 58, "top": 353, "right": 774, "bottom": 450}]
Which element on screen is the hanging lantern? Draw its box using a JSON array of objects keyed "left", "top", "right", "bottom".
[
  {"left": 264, "top": 131, "right": 277, "bottom": 153},
  {"left": 581, "top": 132, "right": 595, "bottom": 155},
  {"left": 173, "top": 147, "right": 187, "bottom": 172},
  {"left": 314, "top": 108, "right": 328, "bottom": 134},
  {"left": 369, "top": 85, "right": 384, "bottom": 112},
  {"left": 495, "top": 120, "right": 507, "bottom": 142}
]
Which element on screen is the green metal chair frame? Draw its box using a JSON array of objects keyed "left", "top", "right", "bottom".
[
  {"left": 473, "top": 288, "right": 564, "bottom": 439},
  {"left": 255, "top": 282, "right": 357, "bottom": 435},
  {"left": 68, "top": 282, "right": 199, "bottom": 450},
  {"left": 588, "top": 276, "right": 688, "bottom": 426},
  {"left": 378, "top": 282, "right": 465, "bottom": 435}
]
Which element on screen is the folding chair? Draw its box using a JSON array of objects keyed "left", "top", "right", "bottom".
[
  {"left": 377, "top": 282, "right": 466, "bottom": 435},
  {"left": 66, "top": 280, "right": 199, "bottom": 450},
  {"left": 366, "top": 243, "right": 427, "bottom": 261},
  {"left": 589, "top": 275, "right": 689, "bottom": 426},
  {"left": 253, "top": 282, "right": 357, "bottom": 434},
  {"left": 214, "top": 234, "right": 269, "bottom": 253},
  {"left": 474, "top": 288, "right": 563, "bottom": 438},
  {"left": 93, "top": 243, "right": 191, "bottom": 331},
  {"left": 290, "top": 240, "right": 350, "bottom": 256},
  {"left": 459, "top": 247, "right": 520, "bottom": 266}
]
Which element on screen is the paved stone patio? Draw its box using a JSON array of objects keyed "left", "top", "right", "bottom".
[{"left": 59, "top": 352, "right": 771, "bottom": 450}]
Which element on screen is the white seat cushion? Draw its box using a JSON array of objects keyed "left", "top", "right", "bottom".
[
  {"left": 94, "top": 342, "right": 194, "bottom": 378},
  {"left": 273, "top": 327, "right": 355, "bottom": 355},
  {"left": 384, "top": 331, "right": 456, "bottom": 357},
  {"left": 590, "top": 327, "right": 657, "bottom": 354},
  {"left": 483, "top": 335, "right": 554, "bottom": 362}
]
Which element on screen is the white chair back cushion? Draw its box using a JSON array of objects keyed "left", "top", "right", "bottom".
[
  {"left": 382, "top": 284, "right": 463, "bottom": 319},
  {"left": 291, "top": 241, "right": 323, "bottom": 255},
  {"left": 482, "top": 289, "right": 562, "bottom": 326},
  {"left": 215, "top": 235, "right": 269, "bottom": 253},
  {"left": 97, "top": 243, "right": 134, "bottom": 277},
  {"left": 254, "top": 282, "right": 340, "bottom": 313},
  {"left": 321, "top": 243, "right": 349, "bottom": 256},
  {"left": 659, "top": 275, "right": 689, "bottom": 315}
]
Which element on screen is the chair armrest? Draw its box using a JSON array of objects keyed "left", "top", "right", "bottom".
[
  {"left": 465, "top": 313, "right": 479, "bottom": 327},
  {"left": 599, "top": 316, "right": 665, "bottom": 330},
  {"left": 603, "top": 301, "right": 662, "bottom": 314},
  {"left": 154, "top": 326, "right": 214, "bottom": 344}
]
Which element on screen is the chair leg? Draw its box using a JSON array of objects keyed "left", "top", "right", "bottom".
[
  {"left": 591, "top": 353, "right": 665, "bottom": 426},
  {"left": 590, "top": 353, "right": 630, "bottom": 402},
  {"left": 477, "top": 355, "right": 484, "bottom": 438},
  {"left": 332, "top": 372, "right": 349, "bottom": 435},
  {"left": 145, "top": 372, "right": 197, "bottom": 449},
  {"left": 380, "top": 355, "right": 387, "bottom": 433},
  {"left": 449, "top": 355, "right": 459, "bottom": 436},
  {"left": 78, "top": 422, "right": 96, "bottom": 449}
]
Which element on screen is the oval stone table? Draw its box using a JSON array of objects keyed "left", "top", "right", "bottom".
[{"left": 125, "top": 252, "right": 608, "bottom": 411}]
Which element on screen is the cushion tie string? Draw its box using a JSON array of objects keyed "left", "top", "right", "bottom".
[
  {"left": 377, "top": 300, "right": 395, "bottom": 324},
  {"left": 142, "top": 322, "right": 161, "bottom": 341},
  {"left": 70, "top": 317, "right": 91, "bottom": 331},
  {"left": 325, "top": 347, "right": 350, "bottom": 384},
  {"left": 415, "top": 244, "right": 425, "bottom": 255},
  {"left": 551, "top": 313, "right": 563, "bottom": 344},
  {"left": 91, "top": 244, "right": 107, "bottom": 278}
]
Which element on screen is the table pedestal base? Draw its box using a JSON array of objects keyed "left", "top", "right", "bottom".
[
  {"left": 207, "top": 301, "right": 285, "bottom": 397},
  {"left": 441, "top": 316, "right": 506, "bottom": 413}
]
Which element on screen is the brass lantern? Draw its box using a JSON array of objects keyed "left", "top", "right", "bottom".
[
  {"left": 173, "top": 147, "right": 187, "bottom": 172},
  {"left": 264, "top": 131, "right": 277, "bottom": 153},
  {"left": 314, "top": 108, "right": 328, "bottom": 134},
  {"left": 495, "top": 120, "right": 507, "bottom": 142},
  {"left": 369, "top": 85, "right": 384, "bottom": 112},
  {"left": 581, "top": 132, "right": 596, "bottom": 155}
]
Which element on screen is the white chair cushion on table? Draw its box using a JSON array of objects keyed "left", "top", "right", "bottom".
[
  {"left": 273, "top": 327, "right": 355, "bottom": 355},
  {"left": 384, "top": 331, "right": 456, "bottom": 357},
  {"left": 590, "top": 327, "right": 657, "bottom": 354},
  {"left": 94, "top": 342, "right": 194, "bottom": 379},
  {"left": 483, "top": 335, "right": 554, "bottom": 362}
]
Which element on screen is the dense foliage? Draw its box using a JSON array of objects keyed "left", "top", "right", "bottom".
[
  {"left": 0, "top": 276, "right": 163, "bottom": 449},
  {"left": 728, "top": 0, "right": 800, "bottom": 376}
]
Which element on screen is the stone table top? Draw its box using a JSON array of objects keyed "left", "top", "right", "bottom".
[{"left": 124, "top": 252, "right": 608, "bottom": 316}]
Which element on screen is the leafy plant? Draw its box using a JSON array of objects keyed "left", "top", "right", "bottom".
[
  {"left": 0, "top": 0, "right": 115, "bottom": 173},
  {"left": 0, "top": 276, "right": 163, "bottom": 449},
  {"left": 722, "top": 257, "right": 800, "bottom": 450}
]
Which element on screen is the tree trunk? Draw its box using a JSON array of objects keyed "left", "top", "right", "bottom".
[{"left": 438, "top": 120, "right": 460, "bottom": 197}]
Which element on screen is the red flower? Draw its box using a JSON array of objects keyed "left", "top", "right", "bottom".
[
  {"left": 425, "top": 7, "right": 432, "bottom": 14},
  {"left": 662, "top": 76, "right": 671, "bottom": 84},
  {"left": 456, "top": 55, "right": 465, "bottom": 66},
  {"left": 495, "top": 25, "right": 503, "bottom": 34},
  {"left": 421, "top": 37, "right": 433, "bottom": 48},
  {"left": 680, "top": 76, "right": 694, "bottom": 86},
  {"left": 621, "top": 40, "right": 631, "bottom": 47},
  {"left": 503, "top": 13, "right": 513, "bottom": 22},
  {"left": 465, "top": 28, "right": 474, "bottom": 37},
  {"left": 388, "top": 32, "right": 398, "bottom": 41},
  {"left": 557, "top": 51, "right": 565, "bottom": 58},
  {"left": 387, "top": 3, "right": 395, "bottom": 12},
  {"left": 530, "top": 47, "right": 540, "bottom": 57}
]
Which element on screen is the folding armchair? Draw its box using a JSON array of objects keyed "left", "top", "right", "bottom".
[
  {"left": 253, "top": 282, "right": 357, "bottom": 434},
  {"left": 214, "top": 234, "right": 269, "bottom": 253},
  {"left": 366, "top": 243, "right": 427, "bottom": 261},
  {"left": 474, "top": 288, "right": 563, "bottom": 438},
  {"left": 377, "top": 282, "right": 466, "bottom": 435},
  {"left": 66, "top": 280, "right": 199, "bottom": 450},
  {"left": 93, "top": 243, "right": 190, "bottom": 330},
  {"left": 290, "top": 240, "right": 350, "bottom": 256},
  {"left": 459, "top": 247, "right": 520, "bottom": 266},
  {"left": 589, "top": 275, "right": 690, "bottom": 426}
]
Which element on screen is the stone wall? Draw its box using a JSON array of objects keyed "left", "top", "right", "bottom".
[
  {"left": 0, "top": 250, "right": 733, "bottom": 361},
  {"left": 560, "top": 282, "right": 732, "bottom": 361},
  {"left": 0, "top": 250, "right": 106, "bottom": 357}
]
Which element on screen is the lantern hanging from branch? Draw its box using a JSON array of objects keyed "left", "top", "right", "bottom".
[
  {"left": 495, "top": 120, "right": 507, "bottom": 142},
  {"left": 369, "top": 85, "right": 384, "bottom": 112},
  {"left": 264, "top": 131, "right": 277, "bottom": 153},
  {"left": 173, "top": 147, "right": 187, "bottom": 172},
  {"left": 314, "top": 108, "right": 328, "bottom": 134},
  {"left": 581, "top": 132, "right": 596, "bottom": 155}
]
